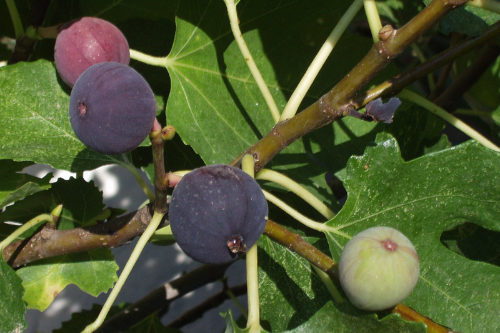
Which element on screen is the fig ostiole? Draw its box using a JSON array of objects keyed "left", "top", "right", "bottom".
[{"left": 339, "top": 226, "right": 420, "bottom": 311}]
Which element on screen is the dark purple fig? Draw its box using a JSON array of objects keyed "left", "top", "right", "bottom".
[
  {"left": 69, "top": 62, "right": 156, "bottom": 155},
  {"left": 169, "top": 164, "right": 268, "bottom": 265},
  {"left": 55, "top": 17, "right": 130, "bottom": 87}
]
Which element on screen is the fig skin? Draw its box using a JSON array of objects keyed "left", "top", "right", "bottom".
[
  {"left": 339, "top": 226, "right": 420, "bottom": 311},
  {"left": 55, "top": 17, "right": 130, "bottom": 88},
  {"left": 69, "top": 62, "right": 156, "bottom": 155},
  {"left": 168, "top": 164, "right": 268, "bottom": 265}
]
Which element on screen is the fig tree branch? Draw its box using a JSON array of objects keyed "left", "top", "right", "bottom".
[
  {"left": 230, "top": 0, "right": 469, "bottom": 172},
  {"left": 2, "top": 203, "right": 161, "bottom": 268}
]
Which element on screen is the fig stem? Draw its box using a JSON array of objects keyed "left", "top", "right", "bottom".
[
  {"left": 256, "top": 168, "right": 335, "bottom": 219},
  {"left": 150, "top": 123, "right": 169, "bottom": 213},
  {"left": 262, "top": 189, "right": 350, "bottom": 238},
  {"left": 223, "top": 0, "right": 280, "bottom": 124},
  {"left": 280, "top": 0, "right": 363, "bottom": 121},
  {"left": 241, "top": 154, "right": 262, "bottom": 333},
  {"left": 399, "top": 89, "right": 500, "bottom": 152},
  {"left": 81, "top": 210, "right": 165, "bottom": 333},
  {"left": 362, "top": 0, "right": 382, "bottom": 43}
]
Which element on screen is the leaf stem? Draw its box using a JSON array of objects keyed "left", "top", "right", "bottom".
[
  {"left": 311, "top": 265, "right": 343, "bottom": 303},
  {"left": 81, "top": 210, "right": 165, "bottom": 333},
  {"left": 129, "top": 49, "right": 169, "bottom": 67},
  {"left": 241, "top": 154, "right": 261, "bottom": 333},
  {"left": 256, "top": 168, "right": 335, "bottom": 219},
  {"left": 262, "top": 189, "right": 350, "bottom": 238},
  {"left": 223, "top": 0, "right": 280, "bottom": 124},
  {"left": 398, "top": 89, "right": 500, "bottom": 152},
  {"left": 280, "top": 0, "right": 364, "bottom": 121},
  {"left": 117, "top": 159, "right": 155, "bottom": 203},
  {"left": 5, "top": 0, "right": 23, "bottom": 39},
  {"left": 363, "top": 0, "right": 382, "bottom": 43},
  {"left": 0, "top": 212, "right": 54, "bottom": 251}
]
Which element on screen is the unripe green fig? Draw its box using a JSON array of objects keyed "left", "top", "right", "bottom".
[{"left": 339, "top": 226, "right": 419, "bottom": 311}]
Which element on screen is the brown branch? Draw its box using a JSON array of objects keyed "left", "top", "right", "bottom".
[
  {"left": 2, "top": 203, "right": 161, "bottom": 268},
  {"left": 95, "top": 263, "right": 233, "bottom": 333},
  {"left": 150, "top": 121, "right": 168, "bottom": 213},
  {"left": 263, "top": 219, "right": 455, "bottom": 333},
  {"left": 231, "top": 0, "right": 470, "bottom": 172}
]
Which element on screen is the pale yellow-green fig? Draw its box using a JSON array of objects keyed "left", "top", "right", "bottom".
[{"left": 339, "top": 226, "right": 420, "bottom": 311}]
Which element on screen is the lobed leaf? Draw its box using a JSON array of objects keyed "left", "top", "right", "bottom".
[{"left": 326, "top": 134, "right": 500, "bottom": 333}]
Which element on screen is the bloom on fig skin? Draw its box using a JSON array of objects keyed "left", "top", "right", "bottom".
[{"left": 339, "top": 226, "right": 420, "bottom": 311}]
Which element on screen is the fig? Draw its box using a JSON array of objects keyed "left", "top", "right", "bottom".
[
  {"left": 339, "top": 226, "right": 419, "bottom": 311},
  {"left": 55, "top": 17, "right": 130, "bottom": 87},
  {"left": 69, "top": 62, "right": 156, "bottom": 155},
  {"left": 168, "top": 164, "right": 268, "bottom": 265}
]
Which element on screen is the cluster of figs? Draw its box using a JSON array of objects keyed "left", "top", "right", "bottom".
[{"left": 54, "top": 16, "right": 419, "bottom": 313}]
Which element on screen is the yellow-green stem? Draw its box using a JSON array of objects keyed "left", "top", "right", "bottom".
[
  {"left": 399, "top": 89, "right": 500, "bottom": 152},
  {"left": 130, "top": 49, "right": 169, "bottom": 67},
  {"left": 256, "top": 169, "right": 335, "bottom": 219},
  {"left": 81, "top": 211, "right": 165, "bottom": 333},
  {"left": 0, "top": 213, "right": 54, "bottom": 251},
  {"left": 280, "top": 0, "right": 363, "bottom": 120},
  {"left": 363, "top": 0, "right": 382, "bottom": 43},
  {"left": 223, "top": 0, "right": 280, "bottom": 123},
  {"left": 241, "top": 155, "right": 261, "bottom": 332}
]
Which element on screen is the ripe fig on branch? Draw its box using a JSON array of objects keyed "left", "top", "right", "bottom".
[
  {"left": 55, "top": 17, "right": 130, "bottom": 87},
  {"left": 168, "top": 164, "right": 268, "bottom": 265},
  {"left": 69, "top": 62, "right": 156, "bottom": 155},
  {"left": 339, "top": 226, "right": 420, "bottom": 311}
]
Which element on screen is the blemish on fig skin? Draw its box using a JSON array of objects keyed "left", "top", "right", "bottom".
[{"left": 382, "top": 238, "right": 398, "bottom": 251}]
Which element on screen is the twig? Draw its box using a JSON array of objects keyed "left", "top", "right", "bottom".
[
  {"left": 433, "top": 42, "right": 500, "bottom": 111},
  {"left": 352, "top": 22, "right": 500, "bottom": 108}
]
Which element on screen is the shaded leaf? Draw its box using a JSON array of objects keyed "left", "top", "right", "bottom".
[
  {"left": 0, "top": 258, "right": 26, "bottom": 333},
  {"left": 0, "top": 159, "right": 51, "bottom": 209},
  {"left": 17, "top": 248, "right": 118, "bottom": 311}
]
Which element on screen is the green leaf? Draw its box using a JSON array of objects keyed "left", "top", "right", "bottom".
[
  {"left": 0, "top": 258, "right": 26, "bottom": 333},
  {"left": 17, "top": 248, "right": 118, "bottom": 311},
  {"left": 257, "top": 236, "right": 426, "bottom": 332},
  {"left": 0, "top": 159, "right": 51, "bottom": 209},
  {"left": 221, "top": 310, "right": 255, "bottom": 333},
  {"left": 0, "top": 60, "right": 128, "bottom": 171},
  {"left": 326, "top": 134, "right": 500, "bottom": 333},
  {"left": 423, "top": 0, "right": 500, "bottom": 36},
  {"left": 0, "top": 177, "right": 105, "bottom": 241},
  {"left": 166, "top": 0, "right": 375, "bottom": 166}
]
